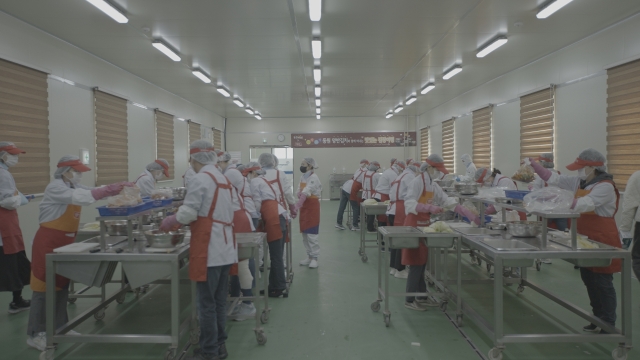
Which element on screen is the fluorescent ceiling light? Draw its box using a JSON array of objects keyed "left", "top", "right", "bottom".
[
  {"left": 254, "top": 113, "right": 262, "bottom": 120},
  {"left": 192, "top": 69, "right": 211, "bottom": 83},
  {"left": 86, "top": 0, "right": 128, "bottom": 23},
  {"left": 316, "top": 107, "right": 321, "bottom": 114},
  {"left": 216, "top": 86, "right": 231, "bottom": 97},
  {"left": 394, "top": 105, "right": 404, "bottom": 113},
  {"left": 309, "top": 0, "right": 322, "bottom": 21},
  {"left": 315, "top": 85, "right": 321, "bottom": 97},
  {"left": 385, "top": 112, "right": 393, "bottom": 119},
  {"left": 233, "top": 97, "right": 245, "bottom": 107},
  {"left": 315, "top": 98, "right": 321, "bottom": 106},
  {"left": 476, "top": 36, "right": 508, "bottom": 58},
  {"left": 313, "top": 68, "right": 322, "bottom": 83},
  {"left": 177, "top": 118, "right": 185, "bottom": 121},
  {"left": 152, "top": 40, "right": 181, "bottom": 61},
  {"left": 405, "top": 95, "right": 417, "bottom": 105},
  {"left": 312, "top": 38, "right": 322, "bottom": 59},
  {"left": 537, "top": 0, "right": 574, "bottom": 19},
  {"left": 443, "top": 65, "right": 462, "bottom": 80},
  {"left": 316, "top": 115, "right": 321, "bottom": 120},
  {"left": 245, "top": 107, "right": 254, "bottom": 115},
  {"left": 132, "top": 102, "right": 147, "bottom": 109},
  {"left": 420, "top": 83, "right": 435, "bottom": 95}
]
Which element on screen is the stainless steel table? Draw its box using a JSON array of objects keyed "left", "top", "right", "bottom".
[{"left": 359, "top": 203, "right": 388, "bottom": 262}]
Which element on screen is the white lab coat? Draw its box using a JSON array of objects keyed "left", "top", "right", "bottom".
[
  {"left": 176, "top": 164, "right": 238, "bottom": 267},
  {"left": 386, "top": 169, "right": 416, "bottom": 216},
  {"left": 134, "top": 170, "right": 156, "bottom": 197},
  {"left": 298, "top": 172, "right": 322, "bottom": 197},
  {"left": 546, "top": 172, "right": 616, "bottom": 217},
  {"left": 39, "top": 179, "right": 95, "bottom": 224},
  {"left": 531, "top": 169, "right": 559, "bottom": 190},
  {"left": 353, "top": 168, "right": 366, "bottom": 183},
  {"left": 183, "top": 166, "right": 197, "bottom": 188},
  {"left": 252, "top": 168, "right": 296, "bottom": 217},
  {"left": 465, "top": 162, "right": 477, "bottom": 181},
  {"left": 361, "top": 171, "right": 379, "bottom": 200},
  {"left": 405, "top": 172, "right": 459, "bottom": 215},
  {"left": 225, "top": 168, "right": 256, "bottom": 231},
  {"left": 342, "top": 179, "right": 354, "bottom": 193},
  {"left": 620, "top": 170, "right": 640, "bottom": 234},
  {"left": 374, "top": 168, "right": 398, "bottom": 198}
]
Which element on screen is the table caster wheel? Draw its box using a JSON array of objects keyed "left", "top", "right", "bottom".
[
  {"left": 476, "top": 257, "right": 482, "bottom": 266},
  {"left": 486, "top": 264, "right": 492, "bottom": 273},
  {"left": 456, "top": 315, "right": 464, "bottom": 327},
  {"left": 488, "top": 347, "right": 503, "bottom": 360},
  {"left": 535, "top": 259, "right": 541, "bottom": 271},
  {"left": 94, "top": 309, "right": 106, "bottom": 321},
  {"left": 164, "top": 348, "right": 176, "bottom": 360},
  {"left": 358, "top": 249, "right": 363, "bottom": 256},
  {"left": 612, "top": 346, "right": 628, "bottom": 360},
  {"left": 255, "top": 330, "right": 267, "bottom": 345},
  {"left": 116, "top": 293, "right": 126, "bottom": 304},
  {"left": 517, "top": 285, "right": 525, "bottom": 295},
  {"left": 190, "top": 328, "right": 200, "bottom": 345},
  {"left": 439, "top": 302, "right": 448, "bottom": 312},
  {"left": 428, "top": 281, "right": 435, "bottom": 288},
  {"left": 361, "top": 254, "right": 368, "bottom": 263},
  {"left": 260, "top": 311, "right": 269, "bottom": 324},
  {"left": 384, "top": 314, "right": 391, "bottom": 327},
  {"left": 371, "top": 301, "right": 381, "bottom": 312},
  {"left": 67, "top": 297, "right": 77, "bottom": 304},
  {"left": 39, "top": 348, "right": 55, "bottom": 360}
]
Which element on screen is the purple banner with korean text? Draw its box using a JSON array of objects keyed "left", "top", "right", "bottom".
[{"left": 292, "top": 132, "right": 417, "bottom": 148}]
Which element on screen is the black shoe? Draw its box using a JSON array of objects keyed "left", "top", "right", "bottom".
[
  {"left": 219, "top": 343, "right": 228, "bottom": 359},
  {"left": 8, "top": 297, "right": 31, "bottom": 314},
  {"left": 574, "top": 265, "right": 580, "bottom": 269},
  {"left": 267, "top": 289, "right": 288, "bottom": 298},
  {"left": 191, "top": 348, "right": 220, "bottom": 360},
  {"left": 583, "top": 324, "right": 599, "bottom": 332}
]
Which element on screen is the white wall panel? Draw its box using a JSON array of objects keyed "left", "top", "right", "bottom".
[
  {"left": 492, "top": 101, "right": 521, "bottom": 179},
  {"left": 454, "top": 114, "right": 472, "bottom": 175}
]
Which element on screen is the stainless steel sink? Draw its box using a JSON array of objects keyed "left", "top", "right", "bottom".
[
  {"left": 481, "top": 239, "right": 539, "bottom": 251},
  {"left": 454, "top": 227, "right": 503, "bottom": 236}
]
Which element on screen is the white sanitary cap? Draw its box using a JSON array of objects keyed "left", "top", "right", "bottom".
[
  {"left": 474, "top": 167, "right": 489, "bottom": 183},
  {"left": 236, "top": 164, "right": 246, "bottom": 172},
  {"left": 461, "top": 154, "right": 472, "bottom": 164},
  {"left": 368, "top": 161, "right": 381, "bottom": 172},
  {"left": 54, "top": 155, "right": 91, "bottom": 179},
  {"left": 0, "top": 141, "right": 26, "bottom": 158},
  {"left": 217, "top": 152, "right": 232, "bottom": 162},
  {"left": 407, "top": 164, "right": 419, "bottom": 173},
  {"left": 272, "top": 154, "right": 279, "bottom": 168},
  {"left": 390, "top": 158, "right": 397, "bottom": 166},
  {"left": 243, "top": 161, "right": 265, "bottom": 176},
  {"left": 190, "top": 140, "right": 218, "bottom": 165},
  {"left": 259, "top": 153, "right": 276, "bottom": 168},
  {"left": 360, "top": 159, "right": 369, "bottom": 166},
  {"left": 147, "top": 158, "right": 170, "bottom": 177},
  {"left": 393, "top": 160, "right": 406, "bottom": 172},
  {"left": 566, "top": 148, "right": 607, "bottom": 172},
  {"left": 537, "top": 152, "right": 555, "bottom": 169},
  {"left": 303, "top": 157, "right": 318, "bottom": 169},
  {"left": 419, "top": 162, "right": 429, "bottom": 173}
]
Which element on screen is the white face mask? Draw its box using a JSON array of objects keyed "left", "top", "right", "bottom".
[
  {"left": 578, "top": 167, "right": 593, "bottom": 181},
  {"left": 154, "top": 171, "right": 164, "bottom": 181},
  {"left": 2, "top": 154, "right": 18, "bottom": 167},
  {"left": 65, "top": 171, "right": 82, "bottom": 185}
]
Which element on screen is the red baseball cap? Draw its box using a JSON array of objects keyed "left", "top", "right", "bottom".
[
  {"left": 566, "top": 158, "right": 604, "bottom": 171},
  {"left": 0, "top": 144, "right": 26, "bottom": 155},
  {"left": 475, "top": 168, "right": 488, "bottom": 184},
  {"left": 425, "top": 158, "right": 449, "bottom": 175},
  {"left": 58, "top": 159, "right": 91, "bottom": 172},
  {"left": 155, "top": 160, "right": 170, "bottom": 177}
]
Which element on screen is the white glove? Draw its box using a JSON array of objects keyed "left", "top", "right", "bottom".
[
  {"left": 620, "top": 230, "right": 633, "bottom": 239},
  {"left": 523, "top": 158, "right": 531, "bottom": 166}
]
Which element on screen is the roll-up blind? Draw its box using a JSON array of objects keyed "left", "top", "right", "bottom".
[
  {"left": 420, "top": 127, "right": 429, "bottom": 161},
  {"left": 0, "top": 59, "right": 49, "bottom": 194},
  {"left": 441, "top": 119, "right": 455, "bottom": 173},
  {"left": 606, "top": 58, "right": 640, "bottom": 191},
  {"left": 155, "top": 110, "right": 174, "bottom": 180},
  {"left": 188, "top": 120, "right": 201, "bottom": 146},
  {"left": 520, "top": 87, "right": 554, "bottom": 159},
  {"left": 472, "top": 106, "right": 492, "bottom": 169},
  {"left": 94, "top": 90, "right": 128, "bottom": 186},
  {"left": 213, "top": 128, "right": 223, "bottom": 149}
]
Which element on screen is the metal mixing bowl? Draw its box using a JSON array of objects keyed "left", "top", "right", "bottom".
[
  {"left": 431, "top": 211, "right": 456, "bottom": 222},
  {"left": 105, "top": 220, "right": 139, "bottom": 236},
  {"left": 495, "top": 197, "right": 524, "bottom": 206},
  {"left": 507, "top": 221, "right": 542, "bottom": 237},
  {"left": 144, "top": 229, "right": 186, "bottom": 248},
  {"left": 172, "top": 187, "right": 187, "bottom": 200},
  {"left": 455, "top": 183, "right": 480, "bottom": 195},
  {"left": 435, "top": 179, "right": 454, "bottom": 188}
]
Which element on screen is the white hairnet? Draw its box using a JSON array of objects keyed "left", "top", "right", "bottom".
[
  {"left": 407, "top": 164, "right": 419, "bottom": 173},
  {"left": 539, "top": 152, "right": 554, "bottom": 169},
  {"left": 360, "top": 159, "right": 369, "bottom": 165},
  {"left": 54, "top": 155, "right": 81, "bottom": 179},
  {"left": 147, "top": 159, "right": 169, "bottom": 172},
  {"left": 419, "top": 162, "right": 429, "bottom": 173},
  {"left": 245, "top": 161, "right": 265, "bottom": 176},
  {"left": 272, "top": 154, "right": 279, "bottom": 168},
  {"left": 259, "top": 153, "right": 275, "bottom": 168},
  {"left": 368, "top": 161, "right": 380, "bottom": 172},
  {"left": 461, "top": 154, "right": 472, "bottom": 164},
  {"left": 190, "top": 140, "right": 218, "bottom": 165},
  {"left": 218, "top": 152, "right": 232, "bottom": 162},
  {"left": 474, "top": 167, "right": 488, "bottom": 182},
  {"left": 578, "top": 148, "right": 607, "bottom": 172},
  {"left": 0, "top": 141, "right": 15, "bottom": 159},
  {"left": 303, "top": 157, "right": 317, "bottom": 169},
  {"left": 390, "top": 158, "right": 397, "bottom": 166},
  {"left": 427, "top": 154, "right": 444, "bottom": 164},
  {"left": 393, "top": 160, "right": 406, "bottom": 173},
  {"left": 236, "top": 164, "right": 246, "bottom": 172}
]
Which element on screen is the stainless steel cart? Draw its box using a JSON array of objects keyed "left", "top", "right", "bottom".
[{"left": 359, "top": 203, "right": 388, "bottom": 262}]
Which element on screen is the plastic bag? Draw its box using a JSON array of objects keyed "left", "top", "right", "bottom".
[
  {"left": 107, "top": 186, "right": 142, "bottom": 207},
  {"left": 477, "top": 187, "right": 506, "bottom": 200},
  {"left": 462, "top": 200, "right": 480, "bottom": 216},
  {"left": 430, "top": 221, "right": 455, "bottom": 233},
  {"left": 512, "top": 164, "right": 535, "bottom": 183},
  {"left": 523, "top": 187, "right": 575, "bottom": 213},
  {"left": 151, "top": 188, "right": 173, "bottom": 200}
]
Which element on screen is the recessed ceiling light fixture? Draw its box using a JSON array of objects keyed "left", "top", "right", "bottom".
[
  {"left": 476, "top": 36, "right": 508, "bottom": 58},
  {"left": 315, "top": 85, "right": 321, "bottom": 97},
  {"left": 315, "top": 98, "right": 321, "bottom": 106},
  {"left": 254, "top": 113, "right": 262, "bottom": 120},
  {"left": 313, "top": 67, "right": 322, "bottom": 83},
  {"left": 316, "top": 107, "right": 321, "bottom": 114},
  {"left": 86, "top": 0, "right": 128, "bottom": 23},
  {"left": 233, "top": 97, "right": 245, "bottom": 108},
  {"left": 385, "top": 112, "right": 394, "bottom": 119},
  {"left": 176, "top": 117, "right": 185, "bottom": 121},
  {"left": 152, "top": 40, "right": 181, "bottom": 61},
  {"left": 245, "top": 107, "right": 254, "bottom": 115},
  {"left": 192, "top": 69, "right": 211, "bottom": 83},
  {"left": 312, "top": 38, "right": 322, "bottom": 59},
  {"left": 316, "top": 115, "right": 321, "bottom": 120},
  {"left": 443, "top": 65, "right": 462, "bottom": 80},
  {"left": 132, "top": 102, "right": 147, "bottom": 109},
  {"left": 420, "top": 83, "right": 435, "bottom": 95},
  {"left": 394, "top": 105, "right": 404, "bottom": 113},
  {"left": 405, "top": 95, "right": 417, "bottom": 105},
  {"left": 537, "top": 0, "right": 573, "bottom": 19},
  {"left": 216, "top": 85, "right": 231, "bottom": 97},
  {"left": 309, "top": 0, "right": 322, "bottom": 21}
]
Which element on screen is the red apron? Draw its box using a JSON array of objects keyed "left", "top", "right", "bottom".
[
  {"left": 299, "top": 182, "right": 320, "bottom": 234},
  {"left": 390, "top": 173, "right": 409, "bottom": 226},
  {"left": 31, "top": 204, "right": 82, "bottom": 292},
  {"left": 189, "top": 172, "right": 235, "bottom": 282},
  {"left": 349, "top": 168, "right": 366, "bottom": 201},
  {"left": 402, "top": 180, "right": 433, "bottom": 266},
  {"left": 259, "top": 171, "right": 291, "bottom": 243},
  {"left": 0, "top": 206, "right": 25, "bottom": 254},
  {"left": 575, "top": 181, "right": 621, "bottom": 274},
  {"left": 362, "top": 171, "right": 377, "bottom": 199},
  {"left": 232, "top": 186, "right": 253, "bottom": 269},
  {"left": 377, "top": 193, "right": 390, "bottom": 223}
]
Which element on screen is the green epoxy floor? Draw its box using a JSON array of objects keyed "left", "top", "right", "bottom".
[{"left": 2, "top": 201, "right": 639, "bottom": 360}]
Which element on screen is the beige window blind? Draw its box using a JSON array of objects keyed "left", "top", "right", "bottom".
[
  {"left": 419, "top": 127, "right": 429, "bottom": 162},
  {"left": 213, "top": 128, "right": 223, "bottom": 149},
  {"left": 0, "top": 59, "right": 49, "bottom": 194},
  {"left": 472, "top": 106, "right": 492, "bottom": 169},
  {"left": 188, "top": 120, "right": 201, "bottom": 146},
  {"left": 94, "top": 89, "right": 128, "bottom": 186},
  {"left": 606, "top": 58, "right": 640, "bottom": 191},
  {"left": 155, "top": 110, "right": 174, "bottom": 180},
  {"left": 520, "top": 87, "right": 554, "bottom": 160},
  {"left": 441, "top": 119, "right": 455, "bottom": 173}
]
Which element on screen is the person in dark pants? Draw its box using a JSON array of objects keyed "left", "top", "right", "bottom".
[
  {"left": 619, "top": 170, "right": 640, "bottom": 280},
  {"left": 335, "top": 180, "right": 353, "bottom": 230},
  {"left": 631, "top": 224, "right": 640, "bottom": 281}
]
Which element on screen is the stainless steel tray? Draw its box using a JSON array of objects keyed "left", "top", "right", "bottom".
[
  {"left": 419, "top": 232, "right": 457, "bottom": 248},
  {"left": 455, "top": 227, "right": 503, "bottom": 236},
  {"left": 481, "top": 239, "right": 539, "bottom": 251},
  {"left": 379, "top": 226, "right": 423, "bottom": 249}
]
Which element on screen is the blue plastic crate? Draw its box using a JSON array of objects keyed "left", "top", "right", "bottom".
[
  {"left": 504, "top": 190, "right": 530, "bottom": 200},
  {"left": 97, "top": 200, "right": 154, "bottom": 217},
  {"left": 142, "top": 197, "right": 174, "bottom": 208},
  {"left": 462, "top": 215, "right": 492, "bottom": 224}
]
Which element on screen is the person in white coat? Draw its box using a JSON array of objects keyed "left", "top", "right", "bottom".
[
  {"left": 374, "top": 158, "right": 400, "bottom": 227},
  {"left": 618, "top": 170, "right": 640, "bottom": 280},
  {"left": 134, "top": 159, "right": 170, "bottom": 197},
  {"left": 292, "top": 158, "right": 322, "bottom": 268},
  {"left": 183, "top": 165, "right": 196, "bottom": 188},
  {"left": 456, "top": 154, "right": 477, "bottom": 182},
  {"left": 362, "top": 161, "right": 381, "bottom": 232},
  {"left": 160, "top": 140, "right": 238, "bottom": 360},
  {"left": 386, "top": 162, "right": 418, "bottom": 279}
]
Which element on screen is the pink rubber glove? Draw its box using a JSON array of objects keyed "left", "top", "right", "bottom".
[
  {"left": 454, "top": 205, "right": 481, "bottom": 225},
  {"left": 416, "top": 203, "right": 444, "bottom": 214},
  {"left": 530, "top": 159, "right": 552, "bottom": 182},
  {"left": 91, "top": 183, "right": 125, "bottom": 200},
  {"left": 571, "top": 199, "right": 578, "bottom": 209},
  {"left": 290, "top": 207, "right": 298, "bottom": 219},
  {"left": 294, "top": 193, "right": 307, "bottom": 211},
  {"left": 160, "top": 215, "right": 182, "bottom": 232},
  {"left": 485, "top": 205, "right": 497, "bottom": 215}
]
